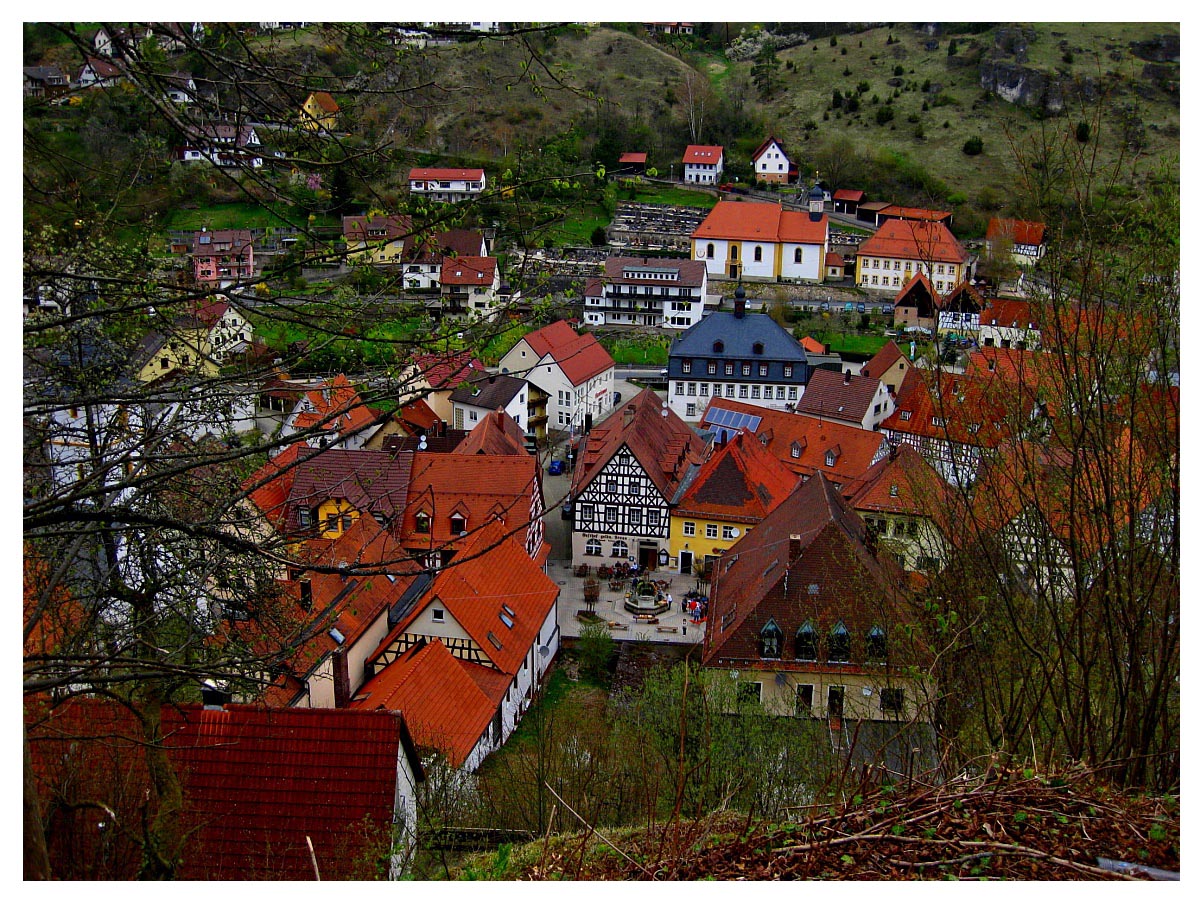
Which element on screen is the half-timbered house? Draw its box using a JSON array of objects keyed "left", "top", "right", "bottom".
[{"left": 568, "top": 389, "right": 706, "bottom": 570}]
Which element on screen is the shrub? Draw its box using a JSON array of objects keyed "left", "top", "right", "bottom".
[
  {"left": 962, "top": 136, "right": 984, "bottom": 156},
  {"left": 830, "top": 35, "right": 837, "bottom": 47},
  {"left": 893, "top": 64, "right": 904, "bottom": 76},
  {"left": 843, "top": 66, "right": 852, "bottom": 76},
  {"left": 1075, "top": 121, "right": 1090, "bottom": 143},
  {"left": 947, "top": 39, "right": 958, "bottom": 56},
  {"left": 1062, "top": 49, "right": 1074, "bottom": 64},
  {"left": 578, "top": 621, "right": 614, "bottom": 681},
  {"left": 875, "top": 107, "right": 895, "bottom": 126},
  {"left": 590, "top": 225, "right": 607, "bottom": 247}
]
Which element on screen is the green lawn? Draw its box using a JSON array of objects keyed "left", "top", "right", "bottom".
[
  {"left": 159, "top": 202, "right": 339, "bottom": 232},
  {"left": 820, "top": 333, "right": 890, "bottom": 356},
  {"left": 604, "top": 334, "right": 671, "bottom": 365},
  {"left": 619, "top": 183, "right": 717, "bottom": 209}
]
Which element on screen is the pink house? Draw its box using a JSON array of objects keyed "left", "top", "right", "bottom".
[{"left": 192, "top": 228, "right": 255, "bottom": 284}]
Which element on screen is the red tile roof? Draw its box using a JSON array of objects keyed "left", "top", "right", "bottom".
[
  {"left": 701, "top": 398, "right": 889, "bottom": 485},
  {"left": 693, "top": 199, "right": 827, "bottom": 244},
  {"left": 750, "top": 135, "right": 789, "bottom": 163},
  {"left": 572, "top": 389, "right": 706, "bottom": 502},
  {"left": 401, "top": 453, "right": 541, "bottom": 553},
  {"left": 795, "top": 368, "right": 886, "bottom": 426},
  {"left": 843, "top": 443, "right": 950, "bottom": 518},
  {"left": 861, "top": 340, "right": 907, "bottom": 380},
  {"left": 519, "top": 320, "right": 615, "bottom": 386},
  {"left": 881, "top": 370, "right": 1026, "bottom": 449},
  {"left": 306, "top": 90, "right": 339, "bottom": 113},
  {"left": 800, "top": 335, "right": 827, "bottom": 354},
  {"left": 285, "top": 448, "right": 412, "bottom": 532},
  {"left": 342, "top": 214, "right": 412, "bottom": 242},
  {"left": 439, "top": 255, "right": 497, "bottom": 285},
  {"left": 683, "top": 144, "right": 723, "bottom": 164},
  {"left": 409, "top": 351, "right": 487, "bottom": 389},
  {"left": 986, "top": 217, "right": 1046, "bottom": 247},
  {"left": 825, "top": 252, "right": 844, "bottom": 267},
  {"left": 675, "top": 431, "right": 798, "bottom": 524},
  {"left": 833, "top": 189, "right": 865, "bottom": 202},
  {"left": 981, "top": 298, "right": 1037, "bottom": 329},
  {"left": 882, "top": 205, "right": 953, "bottom": 223},
  {"left": 401, "top": 228, "right": 486, "bottom": 264},
  {"left": 619, "top": 152, "right": 647, "bottom": 164},
  {"left": 603, "top": 256, "right": 707, "bottom": 287},
  {"left": 243, "top": 442, "right": 312, "bottom": 528},
  {"left": 287, "top": 374, "right": 380, "bottom": 440},
  {"left": 894, "top": 272, "right": 940, "bottom": 314},
  {"left": 353, "top": 639, "right": 497, "bottom": 766},
  {"left": 26, "top": 698, "right": 420, "bottom": 880},
  {"left": 409, "top": 167, "right": 485, "bottom": 181},
  {"left": 454, "top": 409, "right": 529, "bottom": 456},
  {"left": 857, "top": 218, "right": 967, "bottom": 265}
]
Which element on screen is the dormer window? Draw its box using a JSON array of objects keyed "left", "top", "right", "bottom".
[
  {"left": 759, "top": 618, "right": 783, "bottom": 659},
  {"left": 415, "top": 511, "right": 431, "bottom": 533},
  {"left": 889, "top": 483, "right": 899, "bottom": 497},
  {"left": 900, "top": 410, "right": 912, "bottom": 421},
  {"left": 713, "top": 340, "right": 724, "bottom": 353},
  {"left": 752, "top": 342, "right": 764, "bottom": 355},
  {"left": 829, "top": 621, "right": 851, "bottom": 663},
  {"left": 791, "top": 441, "right": 803, "bottom": 459},
  {"left": 795, "top": 621, "right": 817, "bottom": 661},
  {"left": 866, "top": 625, "right": 887, "bottom": 663},
  {"left": 450, "top": 513, "right": 467, "bottom": 535}
]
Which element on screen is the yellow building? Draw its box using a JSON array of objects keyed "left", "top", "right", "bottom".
[
  {"left": 136, "top": 325, "right": 216, "bottom": 382},
  {"left": 300, "top": 91, "right": 339, "bottom": 131},
  {"left": 667, "top": 432, "right": 798, "bottom": 578}
]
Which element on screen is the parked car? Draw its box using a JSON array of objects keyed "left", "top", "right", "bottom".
[
  {"left": 882, "top": 304, "right": 895, "bottom": 314},
  {"left": 560, "top": 498, "right": 573, "bottom": 520},
  {"left": 612, "top": 391, "right": 621, "bottom": 405},
  {"left": 548, "top": 459, "right": 565, "bottom": 476},
  {"left": 844, "top": 302, "right": 856, "bottom": 312},
  {"left": 856, "top": 302, "right": 867, "bottom": 313},
  {"left": 820, "top": 301, "right": 830, "bottom": 312}
]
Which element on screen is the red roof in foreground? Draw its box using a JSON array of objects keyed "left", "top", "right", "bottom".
[{"left": 25, "top": 699, "right": 420, "bottom": 880}]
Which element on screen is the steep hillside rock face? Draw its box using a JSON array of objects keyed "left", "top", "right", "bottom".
[
  {"left": 1131, "top": 34, "right": 1180, "bottom": 63},
  {"left": 979, "top": 61, "right": 1069, "bottom": 112}
]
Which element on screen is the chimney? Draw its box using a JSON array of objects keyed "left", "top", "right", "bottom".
[
  {"left": 332, "top": 648, "right": 350, "bottom": 708},
  {"left": 843, "top": 370, "right": 851, "bottom": 385},
  {"left": 623, "top": 405, "right": 635, "bottom": 427}
]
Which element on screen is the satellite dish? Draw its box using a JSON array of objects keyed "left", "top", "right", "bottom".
[
  {"left": 417, "top": 435, "right": 428, "bottom": 450},
  {"left": 729, "top": 527, "right": 741, "bottom": 538},
  {"left": 538, "top": 645, "right": 550, "bottom": 658}
]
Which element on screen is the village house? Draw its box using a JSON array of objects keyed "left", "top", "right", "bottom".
[
  {"left": 794, "top": 368, "right": 894, "bottom": 432},
  {"left": 936, "top": 281, "right": 987, "bottom": 341},
  {"left": 408, "top": 167, "right": 486, "bottom": 203},
  {"left": 859, "top": 340, "right": 914, "bottom": 396},
  {"left": 701, "top": 472, "right": 932, "bottom": 724},
  {"left": 978, "top": 297, "right": 1041, "bottom": 349},
  {"left": 191, "top": 228, "right": 255, "bottom": 284},
  {"left": 449, "top": 373, "right": 529, "bottom": 434},
  {"left": 832, "top": 188, "right": 865, "bottom": 216},
  {"left": 568, "top": 389, "right": 706, "bottom": 570},
  {"left": 583, "top": 256, "right": 707, "bottom": 329},
  {"left": 667, "top": 430, "right": 798, "bottom": 579},
  {"left": 665, "top": 290, "right": 810, "bottom": 422},
  {"left": 23, "top": 65, "right": 68, "bottom": 99},
  {"left": 282, "top": 448, "right": 412, "bottom": 540},
  {"left": 856, "top": 219, "right": 969, "bottom": 295},
  {"left": 300, "top": 90, "right": 340, "bottom": 131},
  {"left": 750, "top": 135, "right": 796, "bottom": 184},
  {"left": 691, "top": 193, "right": 829, "bottom": 282},
  {"left": 497, "top": 320, "right": 615, "bottom": 437},
  {"left": 354, "top": 517, "right": 559, "bottom": 770},
  {"left": 700, "top": 397, "right": 890, "bottom": 491},
  {"left": 133, "top": 298, "right": 253, "bottom": 383},
  {"left": 891, "top": 272, "right": 939, "bottom": 332},
  {"left": 278, "top": 373, "right": 383, "bottom": 452},
  {"left": 438, "top": 255, "right": 501, "bottom": 320},
  {"left": 342, "top": 214, "right": 413, "bottom": 264},
  {"left": 396, "top": 229, "right": 489, "bottom": 289},
  {"left": 176, "top": 122, "right": 263, "bottom": 169},
  {"left": 77, "top": 57, "right": 123, "bottom": 89},
  {"left": 986, "top": 217, "right": 1048, "bottom": 266},
  {"left": 397, "top": 351, "right": 488, "bottom": 422},
  {"left": 682, "top": 144, "right": 724, "bottom": 184}
]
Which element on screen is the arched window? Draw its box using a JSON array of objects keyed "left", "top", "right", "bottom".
[
  {"left": 829, "top": 621, "right": 850, "bottom": 663},
  {"left": 866, "top": 626, "right": 887, "bottom": 663},
  {"left": 794, "top": 247, "right": 803, "bottom": 264},
  {"left": 752, "top": 341, "right": 764, "bottom": 355},
  {"left": 759, "top": 618, "right": 784, "bottom": 659},
  {"left": 585, "top": 538, "right": 602, "bottom": 556},
  {"left": 753, "top": 245, "right": 762, "bottom": 262},
  {"left": 713, "top": 340, "right": 724, "bottom": 353},
  {"left": 611, "top": 539, "right": 628, "bottom": 558},
  {"left": 795, "top": 621, "right": 817, "bottom": 661},
  {"left": 706, "top": 243, "right": 714, "bottom": 259},
  {"left": 730, "top": 245, "right": 738, "bottom": 261}
]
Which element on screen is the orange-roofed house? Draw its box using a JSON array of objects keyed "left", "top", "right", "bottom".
[
  {"left": 979, "top": 298, "right": 1041, "bottom": 350},
  {"left": 408, "top": 166, "right": 486, "bottom": 203},
  {"left": 860, "top": 340, "right": 913, "bottom": 396},
  {"left": 668, "top": 430, "right": 799, "bottom": 578},
  {"left": 691, "top": 198, "right": 829, "bottom": 282},
  {"left": 986, "top": 217, "right": 1048, "bottom": 266},
  {"left": 843, "top": 444, "right": 952, "bottom": 574},
  {"left": 936, "top": 281, "right": 986, "bottom": 341},
  {"left": 568, "top": 389, "right": 707, "bottom": 568},
  {"left": 278, "top": 373, "right": 383, "bottom": 452},
  {"left": 682, "top": 144, "right": 723, "bottom": 184},
  {"left": 400, "top": 452, "right": 546, "bottom": 567},
  {"left": 438, "top": 255, "right": 500, "bottom": 320},
  {"left": 498, "top": 319, "right": 616, "bottom": 434},
  {"left": 800, "top": 335, "right": 828, "bottom": 355},
  {"left": 856, "top": 218, "right": 968, "bottom": 295},
  {"left": 397, "top": 350, "right": 488, "bottom": 421},
  {"left": 300, "top": 90, "right": 339, "bottom": 131},
  {"left": 700, "top": 397, "right": 890, "bottom": 489},
  {"left": 357, "top": 519, "right": 560, "bottom": 769}
]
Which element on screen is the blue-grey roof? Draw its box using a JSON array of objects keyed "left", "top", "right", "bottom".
[{"left": 668, "top": 310, "right": 808, "bottom": 363}]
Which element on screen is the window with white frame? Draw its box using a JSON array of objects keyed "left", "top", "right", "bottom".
[{"left": 706, "top": 523, "right": 718, "bottom": 539}]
